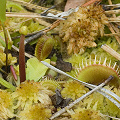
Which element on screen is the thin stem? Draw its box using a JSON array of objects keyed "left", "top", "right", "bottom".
[
  {"left": 2, "top": 23, "right": 8, "bottom": 73},
  {"left": 19, "top": 35, "right": 26, "bottom": 82}
]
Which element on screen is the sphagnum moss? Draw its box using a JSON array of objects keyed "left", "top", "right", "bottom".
[
  {"left": 59, "top": 4, "right": 108, "bottom": 54},
  {"left": 0, "top": 89, "right": 14, "bottom": 119},
  {"left": 19, "top": 103, "right": 52, "bottom": 120},
  {"left": 12, "top": 80, "right": 54, "bottom": 110}
]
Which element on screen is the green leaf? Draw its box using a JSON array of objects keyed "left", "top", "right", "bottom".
[
  {"left": 0, "top": 77, "right": 16, "bottom": 91},
  {"left": 26, "top": 57, "right": 50, "bottom": 81},
  {"left": 0, "top": 0, "right": 6, "bottom": 23},
  {"left": 0, "top": 32, "right": 6, "bottom": 47}
]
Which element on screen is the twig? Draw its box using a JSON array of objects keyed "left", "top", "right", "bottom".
[
  {"left": 50, "top": 76, "right": 113, "bottom": 120},
  {"left": 105, "top": 9, "right": 120, "bottom": 14},
  {"left": 107, "top": 23, "right": 120, "bottom": 44},
  {"left": 12, "top": 45, "right": 34, "bottom": 58},
  {"left": 6, "top": 12, "right": 65, "bottom": 20},
  {"left": 104, "top": 4, "right": 120, "bottom": 7},
  {"left": 104, "top": 32, "right": 120, "bottom": 36},
  {"left": 109, "top": 21, "right": 120, "bottom": 22},
  {"left": 82, "top": 0, "right": 101, "bottom": 7},
  {"left": 108, "top": 0, "right": 116, "bottom": 18},
  {"left": 111, "top": 23, "right": 120, "bottom": 33},
  {"left": 101, "top": 44, "right": 120, "bottom": 61},
  {"left": 24, "top": 20, "right": 61, "bottom": 45},
  {"left": 107, "top": 0, "right": 120, "bottom": 45},
  {"left": 108, "top": 17, "right": 120, "bottom": 22}
]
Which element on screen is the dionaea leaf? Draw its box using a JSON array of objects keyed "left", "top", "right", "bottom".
[
  {"left": 0, "top": 77, "right": 16, "bottom": 91},
  {"left": 0, "top": 0, "right": 6, "bottom": 23},
  {"left": 26, "top": 57, "right": 50, "bottom": 81},
  {"left": 35, "top": 35, "right": 54, "bottom": 61}
]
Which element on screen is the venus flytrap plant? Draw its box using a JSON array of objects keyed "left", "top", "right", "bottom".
[{"left": 41, "top": 61, "right": 120, "bottom": 108}]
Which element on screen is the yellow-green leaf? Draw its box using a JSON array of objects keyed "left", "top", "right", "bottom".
[
  {"left": 26, "top": 57, "right": 50, "bottom": 81},
  {"left": 0, "top": 77, "right": 16, "bottom": 91},
  {"left": 0, "top": 0, "right": 6, "bottom": 23}
]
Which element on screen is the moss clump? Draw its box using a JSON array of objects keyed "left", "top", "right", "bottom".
[
  {"left": 61, "top": 80, "right": 89, "bottom": 100},
  {"left": 19, "top": 103, "right": 52, "bottom": 120},
  {"left": 12, "top": 80, "right": 54, "bottom": 110}
]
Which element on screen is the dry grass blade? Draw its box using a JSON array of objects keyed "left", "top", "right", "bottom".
[
  {"left": 50, "top": 76, "right": 113, "bottom": 120},
  {"left": 6, "top": 12, "right": 65, "bottom": 20},
  {"left": 104, "top": 4, "right": 120, "bottom": 7},
  {"left": 105, "top": 9, "right": 120, "bottom": 14},
  {"left": 104, "top": 33, "right": 120, "bottom": 36},
  {"left": 107, "top": 0, "right": 120, "bottom": 44},
  {"left": 107, "top": 23, "right": 120, "bottom": 44},
  {"left": 101, "top": 44, "right": 120, "bottom": 61},
  {"left": 108, "top": 17, "right": 120, "bottom": 22},
  {"left": 111, "top": 22, "right": 120, "bottom": 32},
  {"left": 82, "top": 0, "right": 101, "bottom": 7}
]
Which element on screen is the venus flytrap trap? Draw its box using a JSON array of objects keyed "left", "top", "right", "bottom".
[{"left": 35, "top": 35, "right": 54, "bottom": 61}]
